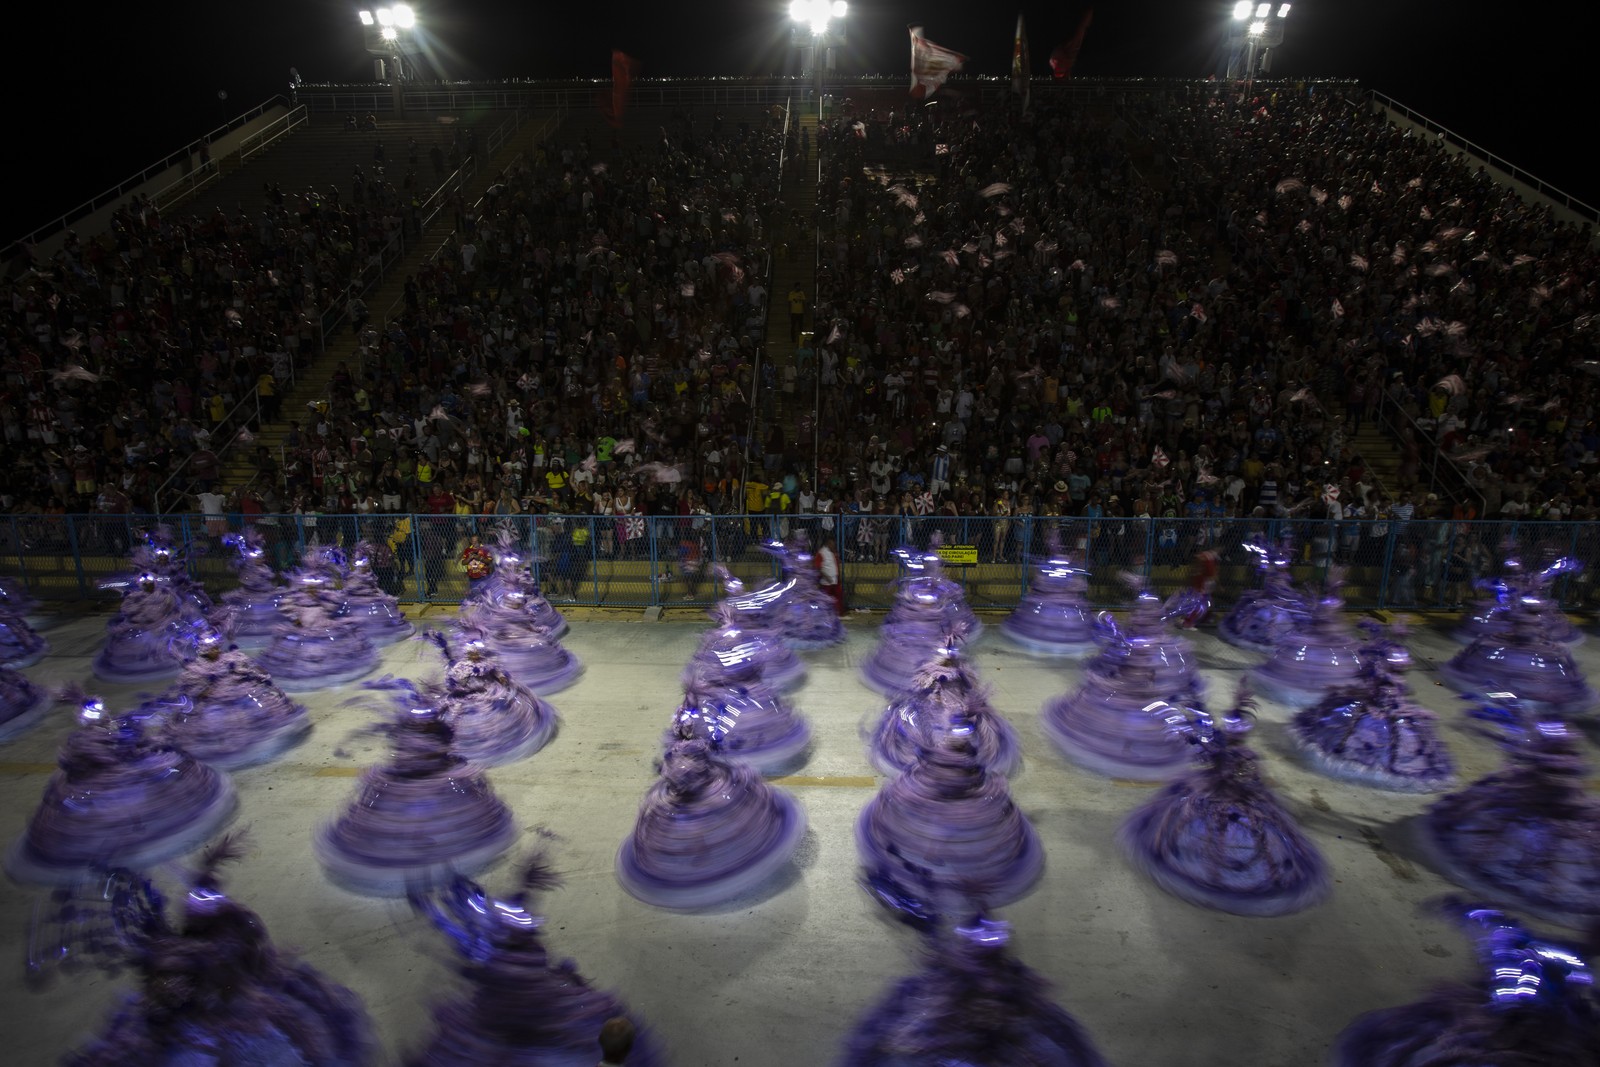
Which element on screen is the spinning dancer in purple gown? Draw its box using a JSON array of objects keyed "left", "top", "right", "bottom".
[
  {"left": 94, "top": 555, "right": 208, "bottom": 684},
  {"left": 858, "top": 726, "right": 1043, "bottom": 915},
  {"left": 317, "top": 696, "right": 516, "bottom": 896},
  {"left": 406, "top": 851, "right": 664, "bottom": 1066},
  {"left": 1332, "top": 902, "right": 1598, "bottom": 1067},
  {"left": 1000, "top": 526, "right": 1094, "bottom": 657},
  {"left": 0, "top": 574, "right": 40, "bottom": 620},
  {"left": 674, "top": 671, "right": 810, "bottom": 775},
  {"left": 1289, "top": 621, "right": 1452, "bottom": 792},
  {"left": 841, "top": 913, "right": 1110, "bottom": 1067},
  {"left": 1041, "top": 580, "right": 1202, "bottom": 781},
  {"left": 462, "top": 525, "right": 568, "bottom": 639},
  {"left": 1218, "top": 537, "right": 1308, "bottom": 653},
  {"left": 1457, "top": 548, "right": 1583, "bottom": 646},
  {"left": 420, "top": 627, "right": 557, "bottom": 767},
  {"left": 5, "top": 691, "right": 236, "bottom": 885},
  {"left": 216, "top": 530, "right": 281, "bottom": 648},
  {"left": 1420, "top": 695, "right": 1600, "bottom": 926},
  {"left": 1119, "top": 684, "right": 1329, "bottom": 917},
  {"left": 255, "top": 557, "right": 381, "bottom": 692},
  {"left": 27, "top": 834, "right": 375, "bottom": 1067},
  {"left": 457, "top": 597, "right": 583, "bottom": 696},
  {"left": 0, "top": 587, "right": 47, "bottom": 668},
  {"left": 0, "top": 661, "right": 51, "bottom": 742},
  {"left": 869, "top": 648, "right": 1021, "bottom": 779},
  {"left": 1441, "top": 571, "right": 1596, "bottom": 715},
  {"left": 863, "top": 543, "right": 983, "bottom": 696},
  {"left": 687, "top": 577, "right": 806, "bottom": 693},
  {"left": 1248, "top": 572, "right": 1367, "bottom": 709},
  {"left": 154, "top": 616, "right": 311, "bottom": 770},
  {"left": 336, "top": 540, "right": 414, "bottom": 646},
  {"left": 742, "top": 534, "right": 845, "bottom": 650},
  {"left": 140, "top": 524, "right": 214, "bottom": 617},
  {"left": 616, "top": 719, "right": 806, "bottom": 909}
]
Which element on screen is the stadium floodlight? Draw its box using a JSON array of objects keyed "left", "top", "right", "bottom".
[
  {"left": 375, "top": 7, "right": 392, "bottom": 24},
  {"left": 380, "top": 25, "right": 398, "bottom": 41},
  {"left": 1249, "top": 19, "right": 1266, "bottom": 35},
  {"left": 1277, "top": 3, "right": 1290, "bottom": 15},
  {"left": 832, "top": 1, "right": 847, "bottom": 16},
  {"left": 1232, "top": 0, "right": 1253, "bottom": 17},
  {"left": 790, "top": 0, "right": 839, "bottom": 35},
  {"left": 358, "top": 9, "right": 374, "bottom": 25},
  {"left": 1255, "top": 3, "right": 1271, "bottom": 16},
  {"left": 393, "top": 3, "right": 415, "bottom": 27}
]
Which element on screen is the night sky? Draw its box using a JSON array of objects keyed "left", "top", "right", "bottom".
[{"left": 16, "top": 0, "right": 1589, "bottom": 240}]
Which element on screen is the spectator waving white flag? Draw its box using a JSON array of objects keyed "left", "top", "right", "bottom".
[{"left": 909, "top": 26, "right": 967, "bottom": 100}]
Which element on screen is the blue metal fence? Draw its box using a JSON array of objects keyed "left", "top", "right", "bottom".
[{"left": 2, "top": 514, "right": 1596, "bottom": 615}]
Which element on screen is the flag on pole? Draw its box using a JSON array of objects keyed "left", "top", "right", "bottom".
[
  {"left": 1010, "top": 13, "right": 1031, "bottom": 111},
  {"left": 603, "top": 51, "right": 640, "bottom": 128},
  {"left": 909, "top": 25, "right": 967, "bottom": 100},
  {"left": 1049, "top": 10, "right": 1094, "bottom": 80}
]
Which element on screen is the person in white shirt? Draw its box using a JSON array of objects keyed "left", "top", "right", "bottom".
[{"left": 817, "top": 534, "right": 843, "bottom": 615}]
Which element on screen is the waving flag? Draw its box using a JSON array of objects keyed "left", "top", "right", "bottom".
[
  {"left": 909, "top": 26, "right": 967, "bottom": 99},
  {"left": 602, "top": 51, "right": 640, "bottom": 129},
  {"left": 1010, "top": 14, "right": 1031, "bottom": 111},
  {"left": 1049, "top": 9, "right": 1094, "bottom": 80}
]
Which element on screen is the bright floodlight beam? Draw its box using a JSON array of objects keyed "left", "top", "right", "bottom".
[
  {"left": 358, "top": 9, "right": 374, "bottom": 25},
  {"left": 1255, "top": 2, "right": 1271, "bottom": 16},
  {"left": 376, "top": 7, "right": 392, "bottom": 25},
  {"left": 832, "top": 1, "right": 846, "bottom": 16},
  {"left": 1249, "top": 18, "right": 1266, "bottom": 35},
  {"left": 1232, "top": 0, "right": 1253, "bottom": 17},
  {"left": 1277, "top": 3, "right": 1290, "bottom": 15},
  {"left": 393, "top": 3, "right": 415, "bottom": 27},
  {"left": 380, "top": 25, "right": 397, "bottom": 41}
]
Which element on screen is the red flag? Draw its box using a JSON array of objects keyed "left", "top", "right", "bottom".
[
  {"left": 909, "top": 26, "right": 967, "bottom": 100},
  {"left": 1010, "top": 13, "right": 1030, "bottom": 111},
  {"left": 603, "top": 51, "right": 640, "bottom": 128},
  {"left": 1049, "top": 10, "right": 1094, "bottom": 80}
]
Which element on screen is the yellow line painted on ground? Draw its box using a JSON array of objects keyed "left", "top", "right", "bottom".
[
  {"left": 770, "top": 775, "right": 877, "bottom": 788},
  {"left": 0, "top": 762, "right": 58, "bottom": 774},
  {"left": 311, "top": 766, "right": 362, "bottom": 777}
]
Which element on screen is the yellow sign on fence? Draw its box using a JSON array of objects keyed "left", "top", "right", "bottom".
[{"left": 935, "top": 545, "right": 979, "bottom": 565}]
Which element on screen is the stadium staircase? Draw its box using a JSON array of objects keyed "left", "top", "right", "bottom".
[
  {"left": 759, "top": 110, "right": 820, "bottom": 472},
  {"left": 211, "top": 110, "right": 567, "bottom": 497}
]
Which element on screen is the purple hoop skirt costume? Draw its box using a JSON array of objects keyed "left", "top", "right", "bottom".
[
  {"left": 463, "top": 531, "right": 570, "bottom": 639},
  {"left": 1119, "top": 712, "right": 1328, "bottom": 917},
  {"left": 256, "top": 587, "right": 381, "bottom": 692},
  {"left": 38, "top": 839, "right": 375, "bottom": 1067},
  {"left": 1041, "top": 597, "right": 1200, "bottom": 780},
  {"left": 1218, "top": 573, "right": 1308, "bottom": 654},
  {"left": 1331, "top": 905, "right": 1598, "bottom": 1067},
  {"left": 93, "top": 582, "right": 205, "bottom": 684},
  {"left": 616, "top": 734, "right": 806, "bottom": 909},
  {"left": 1441, "top": 617, "right": 1596, "bottom": 715},
  {"left": 5, "top": 699, "right": 237, "bottom": 885},
  {"left": 438, "top": 651, "right": 559, "bottom": 767},
  {"left": 1000, "top": 540, "right": 1094, "bottom": 657},
  {"left": 841, "top": 916, "right": 1110, "bottom": 1067},
  {"left": 870, "top": 657, "right": 1021, "bottom": 779},
  {"left": 686, "top": 602, "right": 806, "bottom": 693},
  {"left": 1248, "top": 591, "right": 1366, "bottom": 709},
  {"left": 339, "top": 544, "right": 414, "bottom": 646},
  {"left": 675, "top": 681, "right": 811, "bottom": 774},
  {"left": 0, "top": 603, "right": 47, "bottom": 668},
  {"left": 883, "top": 547, "right": 982, "bottom": 639},
  {"left": 742, "top": 537, "right": 846, "bottom": 650},
  {"left": 408, "top": 860, "right": 664, "bottom": 1067},
  {"left": 316, "top": 706, "right": 516, "bottom": 896},
  {"left": 1419, "top": 708, "right": 1600, "bottom": 926},
  {"left": 156, "top": 648, "right": 311, "bottom": 770},
  {"left": 857, "top": 736, "right": 1044, "bottom": 911},
  {"left": 0, "top": 664, "right": 51, "bottom": 742},
  {"left": 218, "top": 531, "right": 282, "bottom": 648},
  {"left": 459, "top": 601, "right": 583, "bottom": 695},
  {"left": 1290, "top": 658, "right": 1453, "bottom": 793}
]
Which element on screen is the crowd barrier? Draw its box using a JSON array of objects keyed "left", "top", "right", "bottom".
[{"left": 1, "top": 514, "right": 1596, "bottom": 615}]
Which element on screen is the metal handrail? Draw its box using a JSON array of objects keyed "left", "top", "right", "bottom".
[
  {"left": 153, "top": 389, "right": 264, "bottom": 514},
  {"left": 1376, "top": 389, "right": 1487, "bottom": 515},
  {"left": 10, "top": 94, "right": 295, "bottom": 252},
  {"left": 147, "top": 105, "right": 311, "bottom": 218},
  {"left": 741, "top": 98, "right": 790, "bottom": 507},
  {"left": 1362, "top": 89, "right": 1599, "bottom": 224}
]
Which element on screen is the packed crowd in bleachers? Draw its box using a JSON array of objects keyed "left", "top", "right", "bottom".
[
  {"left": 0, "top": 123, "right": 449, "bottom": 517},
  {"left": 256, "top": 109, "right": 783, "bottom": 546},
  {"left": 4, "top": 85, "right": 1596, "bottom": 577}
]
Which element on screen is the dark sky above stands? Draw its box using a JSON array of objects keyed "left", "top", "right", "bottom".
[{"left": 18, "top": 0, "right": 1592, "bottom": 238}]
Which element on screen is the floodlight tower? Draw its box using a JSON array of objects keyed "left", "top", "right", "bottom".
[
  {"left": 1227, "top": 2, "right": 1290, "bottom": 95},
  {"left": 790, "top": 0, "right": 847, "bottom": 118},
  {"left": 357, "top": 5, "right": 421, "bottom": 82}
]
